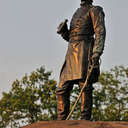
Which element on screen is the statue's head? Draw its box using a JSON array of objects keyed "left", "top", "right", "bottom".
[{"left": 81, "top": 0, "right": 93, "bottom": 5}]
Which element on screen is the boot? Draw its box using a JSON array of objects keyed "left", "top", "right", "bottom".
[
  {"left": 57, "top": 83, "right": 73, "bottom": 120},
  {"left": 80, "top": 84, "right": 93, "bottom": 120}
]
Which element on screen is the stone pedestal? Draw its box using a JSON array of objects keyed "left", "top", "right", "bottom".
[{"left": 22, "top": 120, "right": 128, "bottom": 128}]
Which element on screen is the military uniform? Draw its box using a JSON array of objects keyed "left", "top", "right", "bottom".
[{"left": 57, "top": 1, "right": 106, "bottom": 120}]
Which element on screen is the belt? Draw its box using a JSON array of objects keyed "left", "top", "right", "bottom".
[{"left": 69, "top": 35, "right": 94, "bottom": 43}]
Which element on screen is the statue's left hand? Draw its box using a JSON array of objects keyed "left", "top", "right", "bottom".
[{"left": 91, "top": 53, "right": 100, "bottom": 66}]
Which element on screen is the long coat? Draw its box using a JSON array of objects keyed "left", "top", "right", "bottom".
[{"left": 59, "top": 4, "right": 106, "bottom": 87}]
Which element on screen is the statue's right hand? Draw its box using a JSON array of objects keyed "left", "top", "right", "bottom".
[{"left": 57, "top": 19, "right": 68, "bottom": 34}]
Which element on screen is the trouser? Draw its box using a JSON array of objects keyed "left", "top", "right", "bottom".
[{"left": 56, "top": 80, "right": 94, "bottom": 120}]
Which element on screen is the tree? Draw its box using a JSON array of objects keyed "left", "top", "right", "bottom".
[
  {"left": 0, "top": 67, "right": 57, "bottom": 128},
  {"left": 0, "top": 65, "right": 128, "bottom": 128},
  {"left": 92, "top": 65, "right": 128, "bottom": 121},
  {"left": 68, "top": 66, "right": 128, "bottom": 121}
]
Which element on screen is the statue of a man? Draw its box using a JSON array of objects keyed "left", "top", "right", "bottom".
[{"left": 57, "top": 0, "right": 106, "bottom": 120}]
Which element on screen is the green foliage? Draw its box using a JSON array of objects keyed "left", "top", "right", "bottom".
[
  {"left": 92, "top": 65, "right": 128, "bottom": 121},
  {"left": 68, "top": 66, "right": 128, "bottom": 121},
  {"left": 0, "top": 67, "right": 57, "bottom": 128},
  {"left": 0, "top": 65, "right": 128, "bottom": 127}
]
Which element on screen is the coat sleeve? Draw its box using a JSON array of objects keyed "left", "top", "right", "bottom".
[{"left": 90, "top": 6, "right": 106, "bottom": 57}]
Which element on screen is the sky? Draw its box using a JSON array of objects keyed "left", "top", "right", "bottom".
[{"left": 0, "top": 0, "right": 128, "bottom": 96}]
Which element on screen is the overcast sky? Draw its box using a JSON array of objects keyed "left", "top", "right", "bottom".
[{"left": 0, "top": 0, "right": 128, "bottom": 96}]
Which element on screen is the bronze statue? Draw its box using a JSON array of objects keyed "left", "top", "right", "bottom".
[{"left": 57, "top": 0, "right": 106, "bottom": 120}]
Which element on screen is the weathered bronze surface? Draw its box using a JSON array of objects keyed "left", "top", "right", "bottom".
[{"left": 57, "top": 0, "right": 106, "bottom": 120}]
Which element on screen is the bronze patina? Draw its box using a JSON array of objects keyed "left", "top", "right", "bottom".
[{"left": 57, "top": 0, "right": 106, "bottom": 120}]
